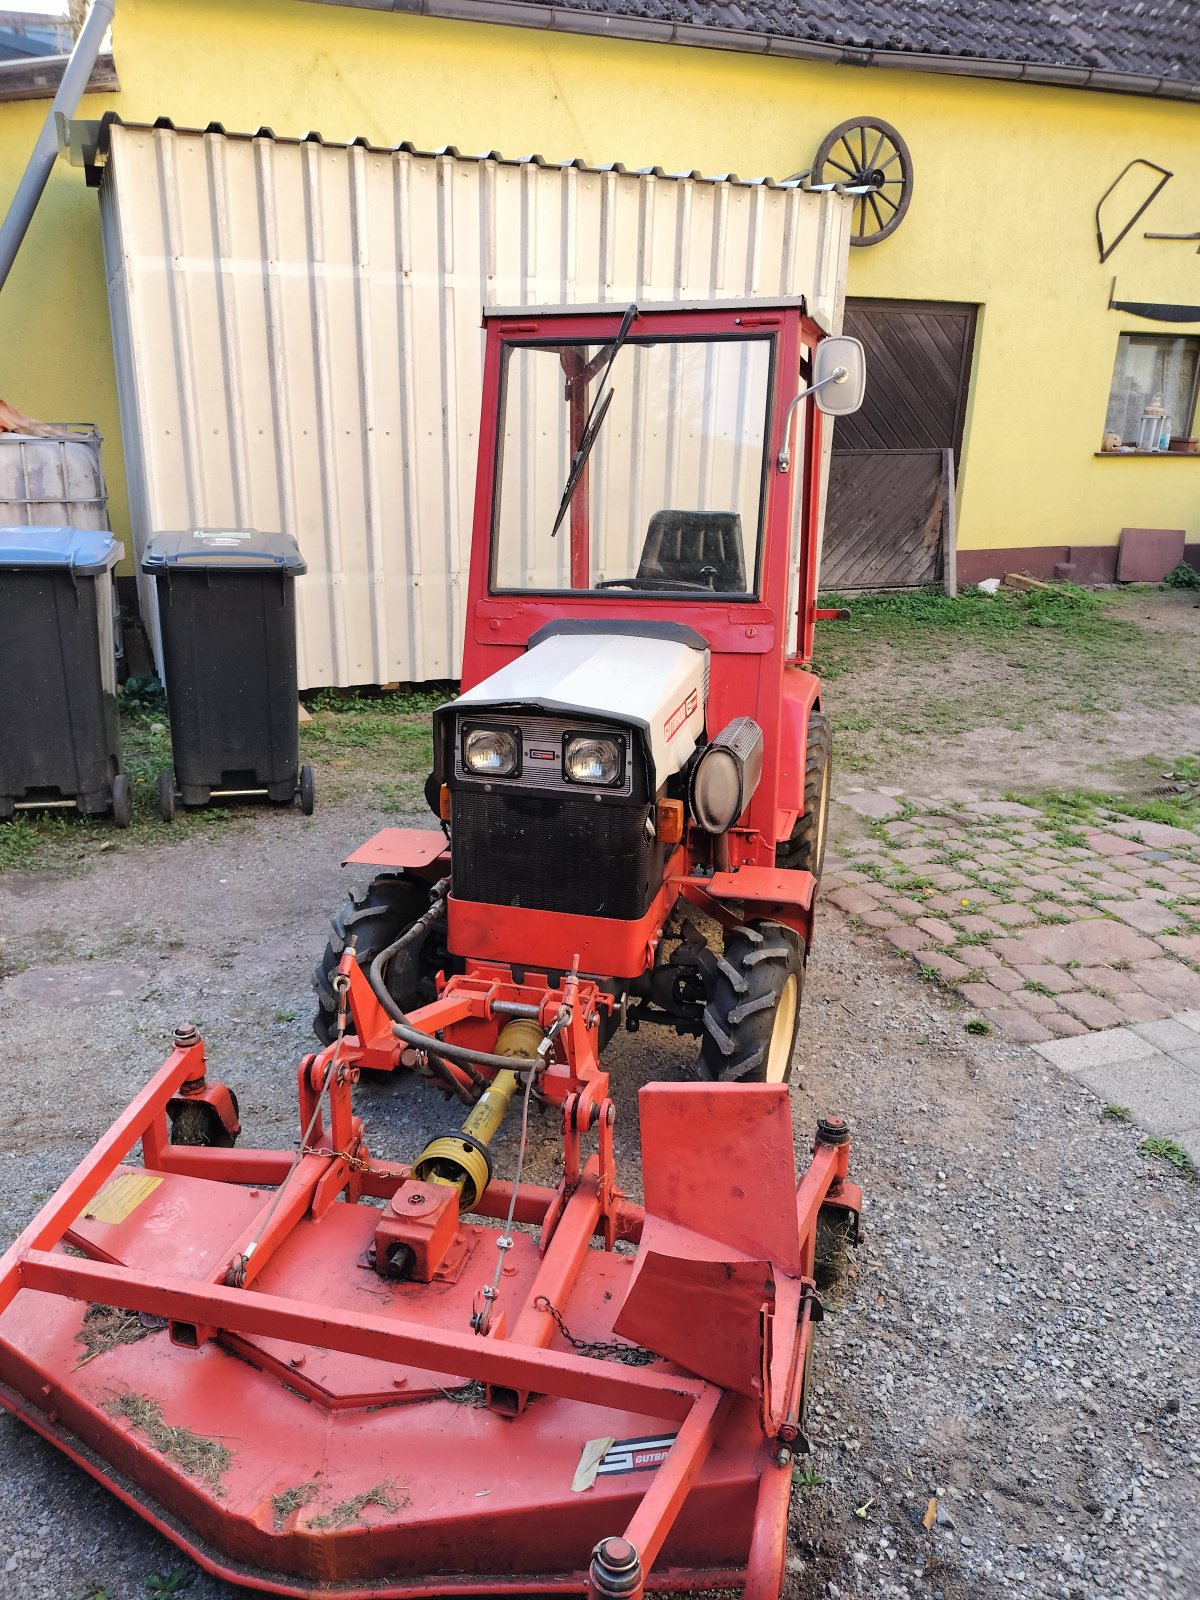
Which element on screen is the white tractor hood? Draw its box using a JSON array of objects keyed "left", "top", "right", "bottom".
[{"left": 455, "top": 628, "right": 710, "bottom": 780}]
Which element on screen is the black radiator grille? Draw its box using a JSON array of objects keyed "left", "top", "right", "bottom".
[{"left": 452, "top": 791, "right": 664, "bottom": 920}]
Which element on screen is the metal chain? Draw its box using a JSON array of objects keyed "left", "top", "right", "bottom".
[{"left": 533, "top": 1295, "right": 657, "bottom": 1365}]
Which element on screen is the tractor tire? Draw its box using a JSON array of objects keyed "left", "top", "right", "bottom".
[
  {"left": 169, "top": 1096, "right": 238, "bottom": 1148},
  {"left": 698, "top": 920, "right": 805, "bottom": 1085},
  {"left": 777, "top": 708, "right": 832, "bottom": 880},
  {"left": 312, "top": 872, "right": 439, "bottom": 1047}
]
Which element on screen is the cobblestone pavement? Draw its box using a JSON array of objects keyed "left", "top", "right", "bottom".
[{"left": 826, "top": 790, "right": 1200, "bottom": 1047}]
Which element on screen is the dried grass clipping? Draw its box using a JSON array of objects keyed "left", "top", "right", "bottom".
[
  {"left": 74, "top": 1304, "right": 163, "bottom": 1368},
  {"left": 272, "top": 1480, "right": 320, "bottom": 1530},
  {"left": 102, "top": 1388, "right": 232, "bottom": 1491},
  {"left": 308, "top": 1480, "right": 405, "bottom": 1530}
]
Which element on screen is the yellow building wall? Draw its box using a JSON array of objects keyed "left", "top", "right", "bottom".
[{"left": 2, "top": 0, "right": 1198, "bottom": 572}]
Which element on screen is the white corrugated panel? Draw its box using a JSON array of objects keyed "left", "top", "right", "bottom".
[{"left": 98, "top": 121, "right": 849, "bottom": 687}]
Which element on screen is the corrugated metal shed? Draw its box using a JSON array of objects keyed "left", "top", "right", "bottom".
[{"left": 97, "top": 118, "right": 850, "bottom": 686}]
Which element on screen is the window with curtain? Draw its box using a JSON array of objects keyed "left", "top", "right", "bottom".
[{"left": 1103, "top": 333, "right": 1199, "bottom": 449}]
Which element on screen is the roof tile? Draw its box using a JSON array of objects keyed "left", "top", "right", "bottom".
[{"left": 505, "top": 0, "right": 1198, "bottom": 81}]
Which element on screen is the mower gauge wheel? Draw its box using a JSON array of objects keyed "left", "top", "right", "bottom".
[
  {"left": 298, "top": 763, "right": 316, "bottom": 815},
  {"left": 169, "top": 1093, "right": 239, "bottom": 1148},
  {"left": 698, "top": 920, "right": 805, "bottom": 1085}
]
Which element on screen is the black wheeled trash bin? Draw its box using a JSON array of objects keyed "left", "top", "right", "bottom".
[
  {"left": 0, "top": 526, "right": 131, "bottom": 828},
  {"left": 142, "top": 528, "right": 314, "bottom": 821}
]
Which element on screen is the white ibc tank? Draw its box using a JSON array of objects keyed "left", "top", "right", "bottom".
[{"left": 0, "top": 427, "right": 109, "bottom": 529}]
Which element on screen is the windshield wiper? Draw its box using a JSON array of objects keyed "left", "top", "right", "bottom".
[{"left": 550, "top": 302, "right": 638, "bottom": 539}]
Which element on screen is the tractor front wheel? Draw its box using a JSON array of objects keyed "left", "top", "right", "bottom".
[
  {"left": 312, "top": 872, "right": 441, "bottom": 1046},
  {"left": 777, "top": 708, "right": 832, "bottom": 880},
  {"left": 698, "top": 921, "right": 805, "bottom": 1085}
]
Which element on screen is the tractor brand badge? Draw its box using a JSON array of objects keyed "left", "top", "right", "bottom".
[
  {"left": 595, "top": 1434, "right": 678, "bottom": 1476},
  {"left": 663, "top": 690, "right": 698, "bottom": 743}
]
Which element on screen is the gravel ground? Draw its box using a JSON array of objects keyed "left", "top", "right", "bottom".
[{"left": 0, "top": 801, "right": 1196, "bottom": 1600}]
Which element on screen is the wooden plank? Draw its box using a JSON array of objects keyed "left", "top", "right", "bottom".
[
  {"left": 942, "top": 449, "right": 959, "bottom": 597},
  {"left": 821, "top": 451, "right": 943, "bottom": 590}
]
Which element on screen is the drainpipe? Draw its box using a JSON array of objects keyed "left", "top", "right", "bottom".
[{"left": 0, "top": 0, "right": 116, "bottom": 294}]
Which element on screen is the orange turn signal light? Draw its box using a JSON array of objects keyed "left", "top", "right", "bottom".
[
  {"left": 656, "top": 799, "right": 685, "bottom": 845},
  {"left": 438, "top": 783, "right": 452, "bottom": 821}
]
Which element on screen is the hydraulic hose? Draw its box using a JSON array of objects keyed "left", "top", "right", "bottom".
[
  {"left": 368, "top": 876, "right": 552, "bottom": 1081},
  {"left": 368, "top": 876, "right": 450, "bottom": 1023}
]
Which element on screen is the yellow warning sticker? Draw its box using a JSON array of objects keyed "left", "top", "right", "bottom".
[{"left": 82, "top": 1172, "right": 163, "bottom": 1226}]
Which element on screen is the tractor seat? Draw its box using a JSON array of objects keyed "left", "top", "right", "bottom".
[{"left": 636, "top": 510, "right": 748, "bottom": 592}]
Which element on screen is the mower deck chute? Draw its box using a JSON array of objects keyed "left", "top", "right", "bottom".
[{"left": 0, "top": 1000, "right": 859, "bottom": 1599}]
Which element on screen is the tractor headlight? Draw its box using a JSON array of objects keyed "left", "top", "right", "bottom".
[
  {"left": 463, "top": 725, "right": 520, "bottom": 777},
  {"left": 563, "top": 733, "right": 624, "bottom": 787}
]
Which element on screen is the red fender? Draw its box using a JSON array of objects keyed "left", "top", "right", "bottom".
[{"left": 775, "top": 667, "right": 822, "bottom": 846}]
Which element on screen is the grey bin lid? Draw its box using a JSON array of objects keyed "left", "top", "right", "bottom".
[
  {"left": 0, "top": 525, "right": 121, "bottom": 574},
  {"left": 142, "top": 528, "right": 306, "bottom": 575}
]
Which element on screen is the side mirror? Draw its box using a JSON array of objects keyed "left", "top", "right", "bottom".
[
  {"left": 777, "top": 333, "right": 868, "bottom": 470},
  {"left": 812, "top": 334, "right": 867, "bottom": 417}
]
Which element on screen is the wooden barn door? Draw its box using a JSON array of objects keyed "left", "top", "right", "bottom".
[{"left": 822, "top": 299, "right": 976, "bottom": 591}]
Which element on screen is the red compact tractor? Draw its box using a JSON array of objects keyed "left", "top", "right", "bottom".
[{"left": 0, "top": 299, "right": 866, "bottom": 1599}]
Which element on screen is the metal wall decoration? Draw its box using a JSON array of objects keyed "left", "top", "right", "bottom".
[
  {"left": 1107, "top": 278, "right": 1200, "bottom": 323},
  {"left": 808, "top": 118, "right": 913, "bottom": 246},
  {"left": 1144, "top": 229, "right": 1200, "bottom": 253},
  {"left": 1095, "top": 158, "right": 1172, "bottom": 263}
]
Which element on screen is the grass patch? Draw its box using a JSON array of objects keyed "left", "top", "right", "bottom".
[
  {"left": 1102, "top": 1103, "right": 1131, "bottom": 1123},
  {"left": 0, "top": 678, "right": 447, "bottom": 879},
  {"left": 299, "top": 685, "right": 446, "bottom": 806},
  {"left": 814, "top": 587, "right": 1198, "bottom": 784},
  {"left": 1011, "top": 779, "right": 1200, "bottom": 839},
  {"left": 792, "top": 1462, "right": 825, "bottom": 1490},
  {"left": 1139, "top": 1137, "right": 1197, "bottom": 1178},
  {"left": 964, "top": 1018, "right": 991, "bottom": 1036},
  {"left": 102, "top": 1388, "right": 232, "bottom": 1490}
]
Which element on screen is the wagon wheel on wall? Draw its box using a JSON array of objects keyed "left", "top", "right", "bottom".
[{"left": 813, "top": 117, "right": 913, "bottom": 246}]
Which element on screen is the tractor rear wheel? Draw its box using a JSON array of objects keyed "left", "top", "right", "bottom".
[
  {"left": 697, "top": 920, "right": 805, "bottom": 1085},
  {"left": 777, "top": 708, "right": 832, "bottom": 880},
  {"left": 312, "top": 872, "right": 440, "bottom": 1046}
]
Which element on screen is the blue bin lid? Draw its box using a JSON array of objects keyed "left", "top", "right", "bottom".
[
  {"left": 0, "top": 525, "right": 121, "bottom": 573},
  {"left": 142, "top": 528, "right": 306, "bottom": 574}
]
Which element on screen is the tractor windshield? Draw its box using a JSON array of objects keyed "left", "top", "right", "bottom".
[{"left": 491, "top": 334, "right": 773, "bottom": 597}]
